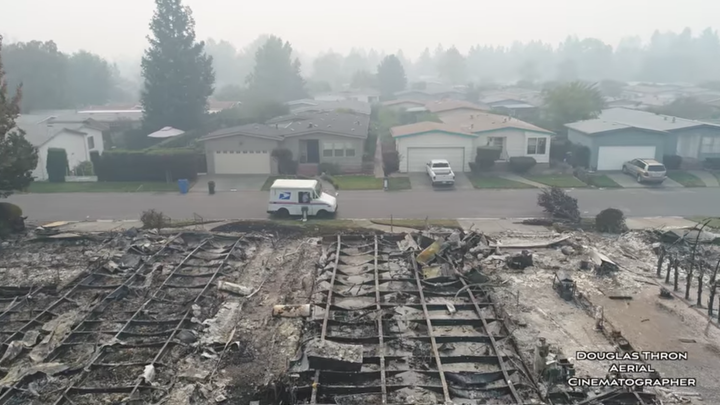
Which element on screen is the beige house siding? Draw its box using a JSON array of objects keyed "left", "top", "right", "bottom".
[
  {"left": 471, "top": 129, "right": 551, "bottom": 163},
  {"left": 284, "top": 132, "right": 364, "bottom": 172},
  {"left": 395, "top": 131, "right": 475, "bottom": 172},
  {"left": 204, "top": 135, "right": 280, "bottom": 174}
]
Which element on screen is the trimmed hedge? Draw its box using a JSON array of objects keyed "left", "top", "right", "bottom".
[
  {"left": 663, "top": 155, "right": 682, "bottom": 170},
  {"left": 93, "top": 149, "right": 200, "bottom": 182},
  {"left": 508, "top": 156, "right": 537, "bottom": 173},
  {"left": 570, "top": 145, "right": 591, "bottom": 168},
  {"left": 475, "top": 146, "right": 501, "bottom": 170},
  {"left": 46, "top": 148, "right": 68, "bottom": 183}
]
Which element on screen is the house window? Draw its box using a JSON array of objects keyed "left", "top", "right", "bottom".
[
  {"left": 87, "top": 136, "right": 95, "bottom": 150},
  {"left": 323, "top": 142, "right": 334, "bottom": 157},
  {"left": 701, "top": 137, "right": 720, "bottom": 153},
  {"left": 527, "top": 137, "right": 547, "bottom": 155},
  {"left": 334, "top": 144, "right": 344, "bottom": 157},
  {"left": 488, "top": 137, "right": 505, "bottom": 148},
  {"left": 345, "top": 143, "right": 356, "bottom": 157}
]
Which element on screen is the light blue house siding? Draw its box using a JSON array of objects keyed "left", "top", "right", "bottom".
[
  {"left": 672, "top": 126, "right": 720, "bottom": 160},
  {"left": 567, "top": 128, "right": 666, "bottom": 170}
]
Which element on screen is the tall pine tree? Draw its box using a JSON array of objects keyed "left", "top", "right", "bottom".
[
  {"left": 0, "top": 36, "right": 38, "bottom": 197},
  {"left": 245, "top": 36, "right": 307, "bottom": 103},
  {"left": 141, "top": 0, "right": 214, "bottom": 132}
]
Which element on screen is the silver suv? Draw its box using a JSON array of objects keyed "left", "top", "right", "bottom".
[{"left": 622, "top": 158, "right": 667, "bottom": 184}]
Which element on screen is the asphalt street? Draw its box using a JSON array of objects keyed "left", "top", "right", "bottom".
[{"left": 8, "top": 187, "right": 720, "bottom": 222}]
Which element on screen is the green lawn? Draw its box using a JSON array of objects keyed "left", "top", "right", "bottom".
[
  {"left": 687, "top": 216, "right": 720, "bottom": 230},
  {"left": 588, "top": 175, "right": 621, "bottom": 188},
  {"left": 370, "top": 219, "right": 461, "bottom": 229},
  {"left": 387, "top": 177, "right": 412, "bottom": 191},
  {"left": 27, "top": 181, "right": 181, "bottom": 193},
  {"left": 667, "top": 171, "right": 706, "bottom": 187},
  {"left": 468, "top": 175, "right": 535, "bottom": 189},
  {"left": 523, "top": 175, "right": 587, "bottom": 188},
  {"left": 333, "top": 175, "right": 383, "bottom": 190},
  {"left": 712, "top": 171, "right": 720, "bottom": 183}
]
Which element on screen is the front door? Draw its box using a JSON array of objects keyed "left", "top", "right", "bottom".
[{"left": 306, "top": 140, "right": 320, "bottom": 163}]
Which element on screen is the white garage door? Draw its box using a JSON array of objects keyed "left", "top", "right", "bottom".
[
  {"left": 407, "top": 147, "right": 465, "bottom": 172},
  {"left": 214, "top": 150, "right": 271, "bottom": 174},
  {"left": 597, "top": 146, "right": 656, "bottom": 171}
]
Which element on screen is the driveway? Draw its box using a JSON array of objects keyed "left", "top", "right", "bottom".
[
  {"left": 192, "top": 174, "right": 269, "bottom": 192},
  {"left": 408, "top": 172, "right": 473, "bottom": 190},
  {"left": 605, "top": 172, "right": 684, "bottom": 188}
]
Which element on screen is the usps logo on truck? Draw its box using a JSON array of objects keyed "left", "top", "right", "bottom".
[{"left": 278, "top": 192, "right": 291, "bottom": 200}]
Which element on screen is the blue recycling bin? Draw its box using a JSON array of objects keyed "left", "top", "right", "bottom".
[{"left": 178, "top": 179, "right": 189, "bottom": 194}]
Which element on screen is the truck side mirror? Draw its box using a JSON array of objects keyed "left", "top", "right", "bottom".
[{"left": 335, "top": 191, "right": 339, "bottom": 197}]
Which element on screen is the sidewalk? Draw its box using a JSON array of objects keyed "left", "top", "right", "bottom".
[{"left": 38, "top": 216, "right": 702, "bottom": 235}]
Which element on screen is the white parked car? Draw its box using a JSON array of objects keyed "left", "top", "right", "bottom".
[
  {"left": 426, "top": 159, "right": 455, "bottom": 186},
  {"left": 267, "top": 179, "right": 338, "bottom": 218}
]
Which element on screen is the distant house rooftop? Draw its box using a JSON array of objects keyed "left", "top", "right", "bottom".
[{"left": 565, "top": 107, "right": 720, "bottom": 135}]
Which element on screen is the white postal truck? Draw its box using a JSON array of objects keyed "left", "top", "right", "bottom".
[{"left": 267, "top": 179, "right": 338, "bottom": 217}]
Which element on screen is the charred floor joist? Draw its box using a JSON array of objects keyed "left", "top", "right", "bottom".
[
  {"left": 0, "top": 232, "right": 250, "bottom": 404},
  {"left": 290, "top": 234, "right": 539, "bottom": 405}
]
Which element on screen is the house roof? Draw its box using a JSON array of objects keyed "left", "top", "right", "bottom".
[
  {"left": 394, "top": 88, "right": 464, "bottom": 97},
  {"left": 14, "top": 122, "right": 88, "bottom": 147},
  {"left": 440, "top": 112, "right": 554, "bottom": 134},
  {"left": 381, "top": 99, "right": 426, "bottom": 107},
  {"left": 565, "top": 107, "right": 720, "bottom": 135},
  {"left": 424, "top": 100, "right": 488, "bottom": 113},
  {"left": 201, "top": 111, "right": 370, "bottom": 142},
  {"left": 390, "top": 122, "right": 475, "bottom": 138},
  {"left": 289, "top": 100, "right": 371, "bottom": 115}
]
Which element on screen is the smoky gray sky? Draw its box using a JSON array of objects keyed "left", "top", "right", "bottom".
[{"left": 2, "top": 0, "right": 719, "bottom": 60}]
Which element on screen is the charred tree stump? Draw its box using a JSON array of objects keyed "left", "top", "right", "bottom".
[
  {"left": 686, "top": 259, "right": 695, "bottom": 300},
  {"left": 709, "top": 284, "right": 717, "bottom": 318},
  {"left": 656, "top": 248, "right": 666, "bottom": 277},
  {"left": 665, "top": 255, "right": 673, "bottom": 284},
  {"left": 698, "top": 267, "right": 706, "bottom": 307},
  {"left": 674, "top": 260, "right": 680, "bottom": 292}
]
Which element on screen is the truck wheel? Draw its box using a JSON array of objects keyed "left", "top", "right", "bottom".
[
  {"left": 316, "top": 209, "right": 328, "bottom": 218},
  {"left": 275, "top": 208, "right": 289, "bottom": 218}
]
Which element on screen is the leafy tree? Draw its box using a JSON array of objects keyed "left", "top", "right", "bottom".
[
  {"left": 214, "top": 84, "right": 245, "bottom": 101},
  {"left": 342, "top": 49, "right": 368, "bottom": 78},
  {"left": 0, "top": 37, "right": 38, "bottom": 198},
  {"left": 598, "top": 79, "right": 626, "bottom": 98},
  {"left": 2, "top": 40, "right": 69, "bottom": 112},
  {"left": 438, "top": 47, "right": 467, "bottom": 84},
  {"left": 350, "top": 70, "right": 378, "bottom": 89},
  {"left": 414, "top": 48, "right": 434, "bottom": 78},
  {"left": 205, "top": 38, "right": 242, "bottom": 86},
  {"left": 312, "top": 51, "right": 344, "bottom": 87},
  {"left": 141, "top": 0, "right": 215, "bottom": 132},
  {"left": 67, "top": 51, "right": 114, "bottom": 106},
  {"left": 246, "top": 36, "right": 307, "bottom": 103},
  {"left": 306, "top": 80, "right": 332, "bottom": 95},
  {"left": 542, "top": 81, "right": 605, "bottom": 134},
  {"left": 376, "top": 55, "right": 407, "bottom": 98}
]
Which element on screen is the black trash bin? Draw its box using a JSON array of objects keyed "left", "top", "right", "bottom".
[{"left": 208, "top": 180, "right": 216, "bottom": 195}]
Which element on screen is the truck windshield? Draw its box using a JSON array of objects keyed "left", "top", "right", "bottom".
[
  {"left": 314, "top": 183, "right": 322, "bottom": 197},
  {"left": 433, "top": 163, "right": 450, "bottom": 168}
]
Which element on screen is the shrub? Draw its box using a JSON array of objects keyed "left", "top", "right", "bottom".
[
  {"left": 570, "top": 145, "right": 591, "bottom": 168},
  {"left": 271, "top": 148, "right": 298, "bottom": 175},
  {"left": 537, "top": 186, "right": 580, "bottom": 223},
  {"left": 46, "top": 148, "right": 68, "bottom": 183},
  {"left": 550, "top": 138, "right": 571, "bottom": 161},
  {"left": 704, "top": 157, "right": 720, "bottom": 170},
  {"left": 0, "top": 203, "right": 24, "bottom": 235},
  {"left": 595, "top": 208, "right": 628, "bottom": 233},
  {"left": 141, "top": 209, "right": 170, "bottom": 229},
  {"left": 663, "top": 155, "right": 682, "bottom": 170},
  {"left": 319, "top": 162, "right": 341, "bottom": 175},
  {"left": 508, "top": 156, "right": 537, "bottom": 173},
  {"left": 73, "top": 161, "right": 94, "bottom": 176},
  {"left": 475, "top": 146, "right": 501, "bottom": 170},
  {"left": 382, "top": 151, "right": 400, "bottom": 176},
  {"left": 93, "top": 149, "right": 200, "bottom": 182}
]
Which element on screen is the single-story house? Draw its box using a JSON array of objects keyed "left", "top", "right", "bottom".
[
  {"left": 566, "top": 107, "right": 720, "bottom": 171},
  {"left": 199, "top": 111, "right": 370, "bottom": 175},
  {"left": 424, "top": 100, "right": 489, "bottom": 121},
  {"left": 381, "top": 99, "right": 427, "bottom": 111},
  {"left": 14, "top": 116, "right": 106, "bottom": 180},
  {"left": 314, "top": 89, "right": 380, "bottom": 104},
  {"left": 394, "top": 88, "right": 465, "bottom": 101},
  {"left": 286, "top": 99, "right": 371, "bottom": 115},
  {"left": 391, "top": 113, "right": 554, "bottom": 173}
]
